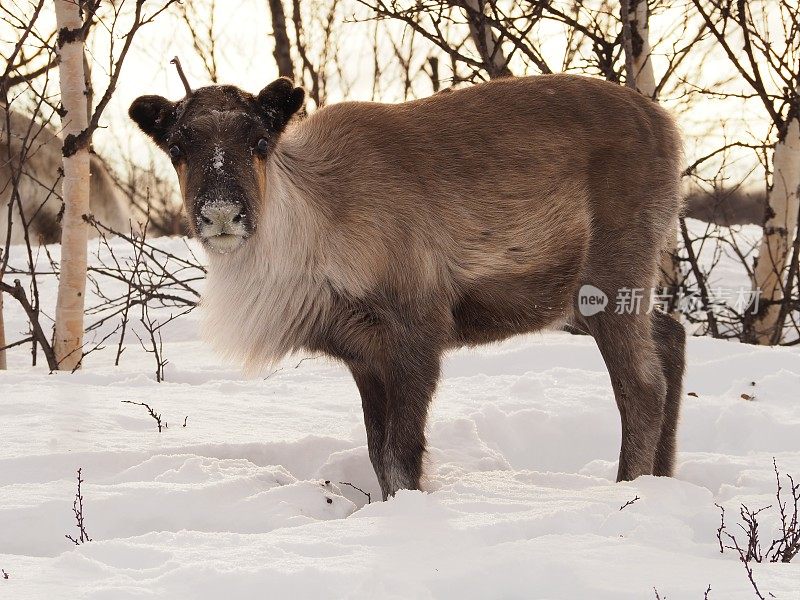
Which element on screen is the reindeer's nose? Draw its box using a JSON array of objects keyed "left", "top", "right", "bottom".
[{"left": 199, "top": 202, "right": 243, "bottom": 232}]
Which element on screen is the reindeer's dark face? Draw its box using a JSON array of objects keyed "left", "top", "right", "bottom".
[{"left": 129, "top": 79, "right": 304, "bottom": 254}]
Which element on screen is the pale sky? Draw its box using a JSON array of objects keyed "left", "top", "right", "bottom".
[{"left": 2, "top": 0, "right": 782, "bottom": 192}]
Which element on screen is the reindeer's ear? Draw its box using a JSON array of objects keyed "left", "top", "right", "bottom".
[
  {"left": 129, "top": 95, "right": 178, "bottom": 146},
  {"left": 256, "top": 78, "right": 305, "bottom": 132}
]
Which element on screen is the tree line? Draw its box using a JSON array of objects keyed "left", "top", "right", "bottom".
[{"left": 0, "top": 0, "right": 798, "bottom": 373}]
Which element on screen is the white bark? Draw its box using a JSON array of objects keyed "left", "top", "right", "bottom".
[
  {"left": 626, "top": 1, "right": 680, "bottom": 295},
  {"left": 751, "top": 114, "right": 800, "bottom": 344},
  {"left": 53, "top": 0, "right": 91, "bottom": 370},
  {"left": 463, "top": 0, "right": 510, "bottom": 78},
  {"left": 630, "top": 0, "right": 656, "bottom": 98}
]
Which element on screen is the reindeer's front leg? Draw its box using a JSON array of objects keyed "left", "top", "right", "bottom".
[
  {"left": 348, "top": 363, "right": 390, "bottom": 495},
  {"left": 348, "top": 348, "right": 440, "bottom": 500},
  {"left": 379, "top": 350, "right": 440, "bottom": 499}
]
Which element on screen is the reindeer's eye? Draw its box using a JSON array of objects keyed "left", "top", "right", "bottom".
[
  {"left": 255, "top": 138, "right": 269, "bottom": 155},
  {"left": 168, "top": 145, "right": 182, "bottom": 160}
]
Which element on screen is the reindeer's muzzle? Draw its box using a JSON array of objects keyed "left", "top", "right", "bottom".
[{"left": 197, "top": 200, "right": 248, "bottom": 254}]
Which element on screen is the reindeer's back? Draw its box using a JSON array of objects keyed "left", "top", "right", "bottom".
[{"left": 287, "top": 75, "right": 680, "bottom": 313}]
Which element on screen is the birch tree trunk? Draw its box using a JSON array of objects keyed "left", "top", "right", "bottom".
[
  {"left": 629, "top": 0, "right": 656, "bottom": 98},
  {"left": 462, "top": 0, "right": 512, "bottom": 78},
  {"left": 750, "top": 112, "right": 800, "bottom": 344},
  {"left": 52, "top": 0, "right": 90, "bottom": 370},
  {"left": 626, "top": 0, "right": 681, "bottom": 300}
]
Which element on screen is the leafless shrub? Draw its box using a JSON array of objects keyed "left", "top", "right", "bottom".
[
  {"left": 1, "top": 0, "right": 181, "bottom": 370},
  {"left": 65, "top": 468, "right": 91, "bottom": 545},
  {"left": 714, "top": 460, "right": 799, "bottom": 599},
  {"left": 135, "top": 297, "right": 169, "bottom": 382},
  {"left": 82, "top": 214, "right": 202, "bottom": 375},
  {"left": 84, "top": 216, "right": 202, "bottom": 322},
  {"left": 92, "top": 148, "right": 184, "bottom": 238},
  {"left": 683, "top": 0, "right": 800, "bottom": 346},
  {"left": 765, "top": 459, "right": 800, "bottom": 563},
  {"left": 3, "top": 206, "right": 201, "bottom": 371},
  {"left": 176, "top": 0, "right": 220, "bottom": 83},
  {"left": 1, "top": 47, "right": 62, "bottom": 370}
]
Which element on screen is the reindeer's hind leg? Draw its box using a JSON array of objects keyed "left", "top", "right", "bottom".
[
  {"left": 581, "top": 310, "right": 667, "bottom": 481},
  {"left": 651, "top": 311, "right": 686, "bottom": 476}
]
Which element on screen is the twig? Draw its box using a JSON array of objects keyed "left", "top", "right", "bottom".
[
  {"left": 715, "top": 503, "right": 726, "bottom": 553},
  {"left": 0, "top": 279, "right": 58, "bottom": 370},
  {"left": 294, "top": 356, "right": 317, "bottom": 369},
  {"left": 725, "top": 532, "right": 765, "bottom": 600},
  {"left": 114, "top": 217, "right": 149, "bottom": 366},
  {"left": 679, "top": 218, "right": 720, "bottom": 337},
  {"left": 263, "top": 366, "right": 285, "bottom": 380},
  {"left": 619, "top": 495, "right": 640, "bottom": 511},
  {"left": 0, "top": 335, "right": 34, "bottom": 352},
  {"left": 133, "top": 302, "right": 168, "bottom": 382},
  {"left": 72, "top": 321, "right": 122, "bottom": 373},
  {"left": 121, "top": 400, "right": 166, "bottom": 432},
  {"left": 339, "top": 481, "right": 371, "bottom": 504}
]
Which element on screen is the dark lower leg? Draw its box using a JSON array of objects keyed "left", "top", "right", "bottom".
[
  {"left": 613, "top": 362, "right": 667, "bottom": 481},
  {"left": 583, "top": 314, "right": 667, "bottom": 481},
  {"left": 651, "top": 312, "right": 686, "bottom": 476},
  {"left": 348, "top": 363, "right": 389, "bottom": 494},
  {"left": 380, "top": 353, "right": 440, "bottom": 499}
]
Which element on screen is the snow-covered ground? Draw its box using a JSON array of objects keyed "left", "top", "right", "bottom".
[{"left": 1, "top": 236, "right": 799, "bottom": 599}]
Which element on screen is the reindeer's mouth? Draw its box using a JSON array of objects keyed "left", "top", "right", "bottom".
[
  {"left": 196, "top": 201, "right": 249, "bottom": 254},
  {"left": 203, "top": 233, "right": 246, "bottom": 254}
]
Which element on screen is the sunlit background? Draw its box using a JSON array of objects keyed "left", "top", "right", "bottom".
[{"left": 2, "top": 0, "right": 785, "bottom": 196}]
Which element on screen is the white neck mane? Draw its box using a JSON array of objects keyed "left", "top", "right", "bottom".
[{"left": 200, "top": 128, "right": 331, "bottom": 373}]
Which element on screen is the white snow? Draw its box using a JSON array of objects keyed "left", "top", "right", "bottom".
[
  {"left": 1, "top": 237, "right": 799, "bottom": 599},
  {"left": 211, "top": 145, "right": 224, "bottom": 173}
]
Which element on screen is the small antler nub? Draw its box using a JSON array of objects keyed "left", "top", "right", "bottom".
[{"left": 170, "top": 56, "right": 192, "bottom": 96}]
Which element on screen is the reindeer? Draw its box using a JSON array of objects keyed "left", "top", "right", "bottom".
[
  {"left": 1, "top": 107, "right": 130, "bottom": 245},
  {"left": 130, "top": 74, "right": 686, "bottom": 500},
  {"left": 684, "top": 185, "right": 765, "bottom": 227}
]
